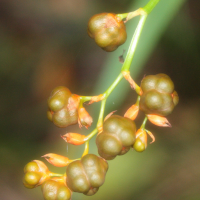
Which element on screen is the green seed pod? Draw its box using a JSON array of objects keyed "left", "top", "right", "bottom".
[
  {"left": 47, "top": 86, "right": 79, "bottom": 128},
  {"left": 139, "top": 74, "right": 178, "bottom": 116},
  {"left": 48, "top": 86, "right": 72, "bottom": 112},
  {"left": 52, "top": 107, "right": 78, "bottom": 128},
  {"left": 96, "top": 115, "right": 136, "bottom": 160},
  {"left": 66, "top": 154, "right": 108, "bottom": 196},
  {"left": 133, "top": 138, "right": 146, "bottom": 152},
  {"left": 141, "top": 74, "right": 174, "bottom": 94},
  {"left": 42, "top": 179, "right": 71, "bottom": 200},
  {"left": 23, "top": 171, "right": 43, "bottom": 189},
  {"left": 87, "top": 13, "right": 127, "bottom": 52},
  {"left": 23, "top": 160, "right": 49, "bottom": 188}
]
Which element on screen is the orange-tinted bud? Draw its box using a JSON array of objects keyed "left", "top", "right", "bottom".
[
  {"left": 67, "top": 94, "right": 80, "bottom": 112},
  {"left": 146, "top": 130, "right": 155, "bottom": 144},
  {"left": 133, "top": 129, "right": 147, "bottom": 152},
  {"left": 42, "top": 153, "right": 71, "bottom": 167},
  {"left": 104, "top": 110, "right": 117, "bottom": 122},
  {"left": 61, "top": 133, "right": 86, "bottom": 145},
  {"left": 78, "top": 107, "right": 93, "bottom": 128},
  {"left": 122, "top": 71, "right": 141, "bottom": 94},
  {"left": 147, "top": 114, "right": 171, "bottom": 127},
  {"left": 124, "top": 104, "right": 139, "bottom": 120},
  {"left": 88, "top": 94, "right": 104, "bottom": 104}
]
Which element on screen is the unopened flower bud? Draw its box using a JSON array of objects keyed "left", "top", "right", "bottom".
[
  {"left": 78, "top": 107, "right": 93, "bottom": 128},
  {"left": 61, "top": 133, "right": 86, "bottom": 145},
  {"left": 42, "top": 177, "right": 71, "bottom": 200},
  {"left": 42, "top": 153, "right": 71, "bottom": 167},
  {"left": 133, "top": 129, "right": 147, "bottom": 152},
  {"left": 124, "top": 104, "right": 139, "bottom": 120},
  {"left": 23, "top": 160, "right": 50, "bottom": 188},
  {"left": 147, "top": 114, "right": 171, "bottom": 127}
]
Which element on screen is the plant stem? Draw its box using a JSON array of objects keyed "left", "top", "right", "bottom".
[
  {"left": 121, "top": 14, "right": 147, "bottom": 71},
  {"left": 141, "top": 116, "right": 148, "bottom": 129},
  {"left": 143, "top": 0, "right": 160, "bottom": 14},
  {"left": 104, "top": 73, "right": 124, "bottom": 96},
  {"left": 82, "top": 141, "right": 89, "bottom": 157},
  {"left": 49, "top": 172, "right": 63, "bottom": 177},
  {"left": 85, "top": 128, "right": 98, "bottom": 141}
]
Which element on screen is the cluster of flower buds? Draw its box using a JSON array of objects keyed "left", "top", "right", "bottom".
[
  {"left": 123, "top": 73, "right": 179, "bottom": 150},
  {"left": 42, "top": 176, "right": 72, "bottom": 200},
  {"left": 23, "top": 154, "right": 108, "bottom": 199},
  {"left": 87, "top": 13, "right": 127, "bottom": 52},
  {"left": 66, "top": 154, "right": 108, "bottom": 196},
  {"left": 96, "top": 115, "right": 136, "bottom": 160},
  {"left": 23, "top": 160, "right": 50, "bottom": 189},
  {"left": 47, "top": 86, "right": 93, "bottom": 129},
  {"left": 139, "top": 73, "right": 179, "bottom": 116},
  {"left": 23, "top": 6, "right": 179, "bottom": 199}
]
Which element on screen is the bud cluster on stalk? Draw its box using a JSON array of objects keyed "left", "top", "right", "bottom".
[{"left": 23, "top": 8, "right": 179, "bottom": 200}]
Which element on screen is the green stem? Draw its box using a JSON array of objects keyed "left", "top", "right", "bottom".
[
  {"left": 117, "top": 13, "right": 129, "bottom": 20},
  {"left": 143, "top": 0, "right": 160, "bottom": 14},
  {"left": 121, "top": 14, "right": 147, "bottom": 71},
  {"left": 104, "top": 73, "right": 124, "bottom": 96},
  {"left": 135, "top": 95, "right": 140, "bottom": 105},
  {"left": 49, "top": 172, "right": 63, "bottom": 177},
  {"left": 82, "top": 141, "right": 89, "bottom": 157},
  {"left": 85, "top": 128, "right": 98, "bottom": 141},
  {"left": 80, "top": 96, "right": 92, "bottom": 103},
  {"left": 140, "top": 116, "right": 148, "bottom": 129},
  {"left": 97, "top": 99, "right": 107, "bottom": 130}
]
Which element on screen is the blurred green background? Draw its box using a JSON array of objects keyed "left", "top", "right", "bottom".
[{"left": 1, "top": 0, "right": 200, "bottom": 199}]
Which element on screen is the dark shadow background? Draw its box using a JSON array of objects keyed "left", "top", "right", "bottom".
[{"left": 0, "top": 0, "right": 200, "bottom": 199}]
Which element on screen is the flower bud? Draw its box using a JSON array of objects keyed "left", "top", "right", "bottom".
[
  {"left": 61, "top": 133, "right": 86, "bottom": 145},
  {"left": 23, "top": 160, "right": 50, "bottom": 188},
  {"left": 78, "top": 107, "right": 93, "bottom": 128},
  {"left": 42, "top": 153, "right": 71, "bottom": 167},
  {"left": 133, "top": 129, "right": 147, "bottom": 152},
  {"left": 42, "top": 177, "right": 72, "bottom": 200},
  {"left": 124, "top": 104, "right": 139, "bottom": 120},
  {"left": 88, "top": 13, "right": 127, "bottom": 52},
  {"left": 147, "top": 114, "right": 171, "bottom": 127},
  {"left": 47, "top": 87, "right": 80, "bottom": 128}
]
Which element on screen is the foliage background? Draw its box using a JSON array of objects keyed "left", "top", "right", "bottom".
[{"left": 0, "top": 0, "right": 200, "bottom": 199}]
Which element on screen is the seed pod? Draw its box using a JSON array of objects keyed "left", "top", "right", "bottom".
[
  {"left": 47, "top": 86, "right": 79, "bottom": 128},
  {"left": 48, "top": 86, "right": 72, "bottom": 112},
  {"left": 23, "top": 160, "right": 50, "bottom": 188},
  {"left": 66, "top": 154, "right": 108, "bottom": 196},
  {"left": 133, "top": 129, "right": 147, "bottom": 152},
  {"left": 139, "top": 74, "right": 179, "bottom": 116},
  {"left": 96, "top": 115, "right": 136, "bottom": 160},
  {"left": 42, "top": 178, "right": 71, "bottom": 200},
  {"left": 88, "top": 13, "right": 127, "bottom": 52}
]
